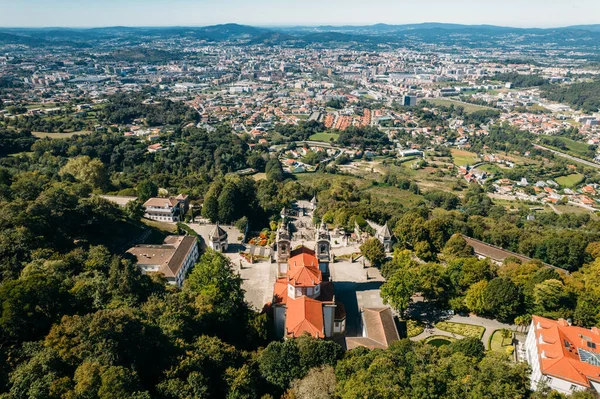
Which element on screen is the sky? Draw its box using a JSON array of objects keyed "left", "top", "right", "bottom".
[{"left": 0, "top": 0, "right": 599, "bottom": 28}]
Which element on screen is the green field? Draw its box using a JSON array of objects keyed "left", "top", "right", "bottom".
[
  {"left": 424, "top": 98, "right": 495, "bottom": 114},
  {"left": 555, "top": 173, "right": 585, "bottom": 188},
  {"left": 32, "top": 131, "right": 91, "bottom": 139},
  {"left": 552, "top": 137, "right": 593, "bottom": 160},
  {"left": 451, "top": 149, "right": 479, "bottom": 166},
  {"left": 308, "top": 132, "right": 339, "bottom": 142},
  {"left": 477, "top": 164, "right": 502, "bottom": 174},
  {"left": 489, "top": 329, "right": 518, "bottom": 354}
]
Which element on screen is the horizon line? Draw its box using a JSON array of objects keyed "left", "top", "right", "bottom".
[{"left": 0, "top": 21, "right": 596, "bottom": 30}]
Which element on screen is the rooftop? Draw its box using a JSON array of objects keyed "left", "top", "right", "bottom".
[
  {"left": 127, "top": 235, "right": 197, "bottom": 279},
  {"left": 532, "top": 315, "right": 600, "bottom": 387}
]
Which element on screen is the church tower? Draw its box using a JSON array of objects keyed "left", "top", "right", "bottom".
[
  {"left": 315, "top": 222, "right": 331, "bottom": 275},
  {"left": 276, "top": 222, "right": 291, "bottom": 276}
]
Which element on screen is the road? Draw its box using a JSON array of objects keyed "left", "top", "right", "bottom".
[{"left": 534, "top": 144, "right": 600, "bottom": 170}]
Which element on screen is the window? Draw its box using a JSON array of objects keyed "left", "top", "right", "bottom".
[
  {"left": 570, "top": 385, "right": 578, "bottom": 391},
  {"left": 587, "top": 341, "right": 597, "bottom": 350}
]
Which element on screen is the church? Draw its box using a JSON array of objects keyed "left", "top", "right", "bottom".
[{"left": 271, "top": 217, "right": 346, "bottom": 339}]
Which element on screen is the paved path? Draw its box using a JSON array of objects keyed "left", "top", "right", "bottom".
[
  {"left": 408, "top": 299, "right": 517, "bottom": 349},
  {"left": 410, "top": 314, "right": 517, "bottom": 349}
]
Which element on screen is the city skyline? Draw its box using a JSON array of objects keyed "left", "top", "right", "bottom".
[{"left": 1, "top": 0, "right": 599, "bottom": 28}]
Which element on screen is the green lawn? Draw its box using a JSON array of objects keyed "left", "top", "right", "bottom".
[
  {"left": 489, "top": 329, "right": 516, "bottom": 353},
  {"left": 308, "top": 132, "right": 339, "bottom": 142},
  {"left": 435, "top": 321, "right": 486, "bottom": 339},
  {"left": 552, "top": 137, "right": 593, "bottom": 160},
  {"left": 477, "top": 164, "right": 502, "bottom": 174},
  {"left": 451, "top": 149, "right": 479, "bottom": 167},
  {"left": 423, "top": 98, "right": 495, "bottom": 114},
  {"left": 555, "top": 173, "right": 585, "bottom": 188}
]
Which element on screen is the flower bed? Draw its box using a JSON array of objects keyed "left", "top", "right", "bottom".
[{"left": 435, "top": 321, "right": 485, "bottom": 339}]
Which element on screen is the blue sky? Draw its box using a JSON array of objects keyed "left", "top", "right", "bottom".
[{"left": 1, "top": 0, "right": 599, "bottom": 28}]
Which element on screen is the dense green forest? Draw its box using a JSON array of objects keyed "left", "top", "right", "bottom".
[
  {"left": 492, "top": 72, "right": 548, "bottom": 88},
  {"left": 541, "top": 80, "right": 600, "bottom": 113}
]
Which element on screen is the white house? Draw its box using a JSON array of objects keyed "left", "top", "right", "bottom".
[{"left": 525, "top": 315, "right": 600, "bottom": 395}]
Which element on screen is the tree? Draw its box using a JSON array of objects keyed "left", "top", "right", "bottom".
[
  {"left": 533, "top": 279, "right": 568, "bottom": 314},
  {"left": 124, "top": 200, "right": 145, "bottom": 220},
  {"left": 217, "top": 182, "right": 238, "bottom": 224},
  {"left": 414, "top": 240, "right": 436, "bottom": 262},
  {"left": 450, "top": 337, "right": 485, "bottom": 360},
  {"left": 360, "top": 238, "right": 386, "bottom": 267},
  {"left": 266, "top": 158, "right": 285, "bottom": 182},
  {"left": 202, "top": 180, "right": 222, "bottom": 222},
  {"left": 443, "top": 234, "right": 475, "bottom": 258},
  {"left": 290, "top": 366, "right": 337, "bottom": 399},
  {"left": 184, "top": 250, "right": 250, "bottom": 344},
  {"left": 136, "top": 181, "right": 158, "bottom": 202},
  {"left": 483, "top": 278, "right": 521, "bottom": 321},
  {"left": 59, "top": 156, "right": 108, "bottom": 189},
  {"left": 465, "top": 280, "right": 488, "bottom": 314},
  {"left": 380, "top": 267, "right": 416, "bottom": 316}
]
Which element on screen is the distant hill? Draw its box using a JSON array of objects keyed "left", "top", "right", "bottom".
[{"left": 1, "top": 23, "right": 600, "bottom": 50}]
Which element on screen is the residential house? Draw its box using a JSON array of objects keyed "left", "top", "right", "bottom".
[{"left": 143, "top": 194, "right": 189, "bottom": 222}]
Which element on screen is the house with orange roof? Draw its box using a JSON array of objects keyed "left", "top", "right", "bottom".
[{"left": 525, "top": 315, "right": 600, "bottom": 394}]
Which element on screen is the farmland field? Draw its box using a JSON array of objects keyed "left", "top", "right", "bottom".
[
  {"left": 32, "top": 131, "right": 91, "bottom": 139},
  {"left": 555, "top": 173, "right": 585, "bottom": 188},
  {"left": 308, "top": 132, "right": 339, "bottom": 142},
  {"left": 423, "top": 98, "right": 495, "bottom": 114},
  {"left": 451, "top": 149, "right": 479, "bottom": 166}
]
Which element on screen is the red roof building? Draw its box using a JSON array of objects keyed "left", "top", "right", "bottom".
[
  {"left": 525, "top": 315, "right": 600, "bottom": 394},
  {"left": 271, "top": 246, "right": 345, "bottom": 339}
]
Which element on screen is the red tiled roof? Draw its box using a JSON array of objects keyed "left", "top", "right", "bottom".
[
  {"left": 286, "top": 296, "right": 324, "bottom": 338},
  {"left": 532, "top": 315, "right": 600, "bottom": 387},
  {"left": 287, "top": 253, "right": 322, "bottom": 287}
]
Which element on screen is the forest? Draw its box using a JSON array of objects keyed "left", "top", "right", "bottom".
[
  {"left": 541, "top": 80, "right": 600, "bottom": 113},
  {"left": 1, "top": 116, "right": 600, "bottom": 398}
]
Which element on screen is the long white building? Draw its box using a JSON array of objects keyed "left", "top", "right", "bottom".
[{"left": 525, "top": 315, "right": 600, "bottom": 395}]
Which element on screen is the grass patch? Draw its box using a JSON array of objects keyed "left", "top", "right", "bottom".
[
  {"left": 308, "top": 132, "right": 339, "bottom": 142},
  {"left": 451, "top": 149, "right": 479, "bottom": 167},
  {"left": 555, "top": 173, "right": 585, "bottom": 188},
  {"left": 251, "top": 173, "right": 267, "bottom": 181},
  {"left": 435, "top": 321, "right": 485, "bottom": 339},
  {"left": 142, "top": 218, "right": 177, "bottom": 243},
  {"left": 477, "top": 164, "right": 502, "bottom": 174},
  {"left": 32, "top": 131, "right": 91, "bottom": 139},
  {"left": 489, "top": 329, "right": 516, "bottom": 353},
  {"left": 424, "top": 336, "right": 456, "bottom": 347},
  {"left": 423, "top": 98, "right": 495, "bottom": 114},
  {"left": 553, "top": 137, "right": 592, "bottom": 159}
]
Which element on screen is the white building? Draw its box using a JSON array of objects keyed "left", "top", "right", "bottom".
[
  {"left": 127, "top": 235, "right": 199, "bottom": 287},
  {"left": 525, "top": 315, "right": 600, "bottom": 395},
  {"left": 143, "top": 195, "right": 189, "bottom": 222},
  {"left": 208, "top": 224, "right": 228, "bottom": 253}
]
